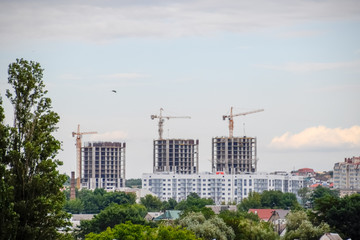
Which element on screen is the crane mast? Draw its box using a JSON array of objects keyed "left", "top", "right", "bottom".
[
  {"left": 223, "top": 107, "right": 264, "bottom": 138},
  {"left": 72, "top": 124, "right": 97, "bottom": 189},
  {"left": 151, "top": 108, "right": 190, "bottom": 139}
]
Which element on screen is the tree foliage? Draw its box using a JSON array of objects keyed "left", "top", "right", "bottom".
[
  {"left": 125, "top": 178, "right": 142, "bottom": 188},
  {"left": 284, "top": 210, "right": 330, "bottom": 240},
  {"left": 140, "top": 194, "right": 163, "bottom": 212},
  {"left": 0, "top": 59, "right": 70, "bottom": 239},
  {"left": 219, "top": 210, "right": 278, "bottom": 240},
  {"left": 76, "top": 203, "right": 147, "bottom": 239},
  {"left": 175, "top": 193, "right": 214, "bottom": 212},
  {"left": 64, "top": 189, "right": 136, "bottom": 214},
  {"left": 311, "top": 193, "right": 360, "bottom": 240},
  {"left": 85, "top": 221, "right": 201, "bottom": 240},
  {"left": 238, "top": 190, "right": 300, "bottom": 211},
  {"left": 179, "top": 212, "right": 235, "bottom": 240}
]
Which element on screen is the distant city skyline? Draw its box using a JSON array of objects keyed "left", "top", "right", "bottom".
[{"left": 1, "top": 0, "right": 359, "bottom": 178}]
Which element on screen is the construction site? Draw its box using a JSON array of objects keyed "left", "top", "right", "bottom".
[
  {"left": 71, "top": 107, "right": 264, "bottom": 192},
  {"left": 82, "top": 142, "right": 126, "bottom": 190}
]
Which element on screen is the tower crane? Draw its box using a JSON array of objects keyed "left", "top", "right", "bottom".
[
  {"left": 151, "top": 108, "right": 191, "bottom": 140},
  {"left": 72, "top": 124, "right": 97, "bottom": 189},
  {"left": 223, "top": 107, "right": 264, "bottom": 138}
]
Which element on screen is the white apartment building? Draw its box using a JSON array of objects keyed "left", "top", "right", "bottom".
[
  {"left": 334, "top": 156, "right": 360, "bottom": 190},
  {"left": 142, "top": 172, "right": 304, "bottom": 204}
]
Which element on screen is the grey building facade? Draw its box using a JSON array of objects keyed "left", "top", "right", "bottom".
[
  {"left": 153, "top": 139, "right": 199, "bottom": 174},
  {"left": 212, "top": 137, "right": 257, "bottom": 174},
  {"left": 82, "top": 142, "right": 126, "bottom": 190}
]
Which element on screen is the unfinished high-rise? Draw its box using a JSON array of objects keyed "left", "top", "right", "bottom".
[
  {"left": 212, "top": 137, "right": 257, "bottom": 174},
  {"left": 153, "top": 139, "right": 199, "bottom": 174},
  {"left": 82, "top": 142, "right": 126, "bottom": 190}
]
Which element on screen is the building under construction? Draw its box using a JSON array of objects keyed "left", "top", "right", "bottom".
[
  {"left": 212, "top": 136, "right": 257, "bottom": 174},
  {"left": 153, "top": 139, "right": 199, "bottom": 174},
  {"left": 82, "top": 142, "right": 126, "bottom": 190}
]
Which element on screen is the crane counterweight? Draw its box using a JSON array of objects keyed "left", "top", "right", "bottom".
[{"left": 223, "top": 107, "right": 264, "bottom": 138}]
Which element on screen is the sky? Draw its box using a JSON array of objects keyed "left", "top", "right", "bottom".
[{"left": 0, "top": 0, "right": 359, "bottom": 179}]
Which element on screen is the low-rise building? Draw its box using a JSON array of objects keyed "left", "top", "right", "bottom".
[{"left": 142, "top": 172, "right": 304, "bottom": 204}]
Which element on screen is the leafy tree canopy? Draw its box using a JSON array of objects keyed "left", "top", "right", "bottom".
[
  {"left": 238, "top": 190, "right": 300, "bottom": 211},
  {"left": 85, "top": 221, "right": 201, "bottom": 240},
  {"left": 0, "top": 59, "right": 70, "bottom": 239},
  {"left": 218, "top": 210, "right": 278, "bottom": 240},
  {"left": 311, "top": 193, "right": 360, "bottom": 240},
  {"left": 125, "top": 178, "right": 142, "bottom": 188},
  {"left": 284, "top": 210, "right": 330, "bottom": 240},
  {"left": 75, "top": 203, "right": 147, "bottom": 239},
  {"left": 175, "top": 193, "right": 214, "bottom": 212},
  {"left": 140, "top": 194, "right": 163, "bottom": 212},
  {"left": 179, "top": 212, "right": 235, "bottom": 240}
]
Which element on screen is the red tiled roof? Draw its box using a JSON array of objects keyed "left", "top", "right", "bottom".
[
  {"left": 248, "top": 209, "right": 275, "bottom": 221},
  {"left": 310, "top": 183, "right": 320, "bottom": 188}
]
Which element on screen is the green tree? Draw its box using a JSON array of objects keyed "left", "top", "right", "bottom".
[
  {"left": 0, "top": 59, "right": 70, "bottom": 239},
  {"left": 76, "top": 203, "right": 147, "bottom": 239},
  {"left": 260, "top": 190, "right": 284, "bottom": 208},
  {"left": 103, "top": 191, "right": 136, "bottom": 206},
  {"left": 284, "top": 210, "right": 330, "bottom": 240},
  {"left": 85, "top": 221, "right": 200, "bottom": 240},
  {"left": 125, "top": 178, "right": 142, "bottom": 188},
  {"left": 0, "top": 96, "right": 17, "bottom": 238},
  {"left": 297, "top": 187, "right": 311, "bottom": 207},
  {"left": 238, "top": 192, "right": 262, "bottom": 211},
  {"left": 179, "top": 212, "right": 235, "bottom": 240},
  {"left": 175, "top": 193, "right": 214, "bottom": 212},
  {"left": 311, "top": 193, "right": 360, "bottom": 239},
  {"left": 161, "top": 198, "right": 178, "bottom": 211},
  {"left": 219, "top": 210, "right": 278, "bottom": 240},
  {"left": 64, "top": 199, "right": 84, "bottom": 214},
  {"left": 310, "top": 186, "right": 339, "bottom": 207},
  {"left": 140, "top": 194, "right": 163, "bottom": 212}
]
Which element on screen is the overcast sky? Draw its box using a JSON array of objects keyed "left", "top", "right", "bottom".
[{"left": 1, "top": 0, "right": 359, "bottom": 179}]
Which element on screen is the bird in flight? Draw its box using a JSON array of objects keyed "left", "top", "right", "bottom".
[{"left": 112, "top": 90, "right": 117, "bottom": 93}]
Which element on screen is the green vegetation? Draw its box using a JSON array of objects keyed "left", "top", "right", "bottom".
[
  {"left": 311, "top": 193, "right": 360, "bottom": 240},
  {"left": 0, "top": 59, "right": 70, "bottom": 239},
  {"left": 178, "top": 212, "right": 235, "bottom": 240},
  {"left": 218, "top": 210, "right": 279, "bottom": 240},
  {"left": 283, "top": 211, "right": 330, "bottom": 240},
  {"left": 75, "top": 203, "right": 148, "bottom": 239},
  {"left": 85, "top": 221, "right": 200, "bottom": 240},
  {"left": 125, "top": 178, "right": 142, "bottom": 188},
  {"left": 238, "top": 190, "right": 300, "bottom": 211},
  {"left": 64, "top": 189, "right": 136, "bottom": 214},
  {"left": 175, "top": 192, "right": 214, "bottom": 212}
]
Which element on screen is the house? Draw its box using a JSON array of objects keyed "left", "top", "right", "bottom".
[
  {"left": 319, "top": 233, "right": 343, "bottom": 240},
  {"left": 205, "top": 205, "right": 237, "bottom": 214},
  {"left": 248, "top": 209, "right": 276, "bottom": 222},
  {"left": 144, "top": 212, "right": 163, "bottom": 221},
  {"left": 154, "top": 210, "right": 182, "bottom": 221}
]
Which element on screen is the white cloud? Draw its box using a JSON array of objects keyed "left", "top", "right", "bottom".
[
  {"left": 258, "top": 60, "right": 360, "bottom": 73},
  {"left": 0, "top": 0, "right": 359, "bottom": 44},
  {"left": 89, "top": 131, "right": 128, "bottom": 141},
  {"left": 270, "top": 125, "right": 360, "bottom": 150}
]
